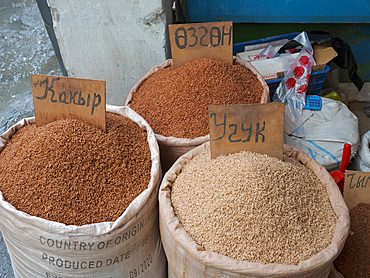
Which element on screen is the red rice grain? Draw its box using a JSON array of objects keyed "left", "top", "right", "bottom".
[
  {"left": 129, "top": 57, "right": 264, "bottom": 139},
  {"left": 0, "top": 113, "right": 151, "bottom": 226}
]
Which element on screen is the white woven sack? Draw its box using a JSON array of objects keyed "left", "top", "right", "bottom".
[
  {"left": 126, "top": 57, "right": 270, "bottom": 172},
  {"left": 350, "top": 130, "right": 370, "bottom": 171},
  {"left": 0, "top": 105, "right": 166, "bottom": 278},
  {"left": 159, "top": 142, "right": 350, "bottom": 278},
  {"left": 284, "top": 97, "right": 360, "bottom": 172}
]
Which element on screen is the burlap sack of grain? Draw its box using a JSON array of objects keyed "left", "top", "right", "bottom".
[
  {"left": 159, "top": 142, "right": 350, "bottom": 278},
  {"left": 0, "top": 105, "right": 166, "bottom": 278},
  {"left": 126, "top": 57, "right": 270, "bottom": 173}
]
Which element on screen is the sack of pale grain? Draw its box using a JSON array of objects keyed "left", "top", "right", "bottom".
[
  {"left": 0, "top": 105, "right": 166, "bottom": 278},
  {"left": 159, "top": 142, "right": 350, "bottom": 278},
  {"left": 126, "top": 57, "right": 270, "bottom": 173}
]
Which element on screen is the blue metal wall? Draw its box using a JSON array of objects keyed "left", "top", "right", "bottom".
[
  {"left": 186, "top": 0, "right": 370, "bottom": 23},
  {"left": 185, "top": 1, "right": 370, "bottom": 82}
]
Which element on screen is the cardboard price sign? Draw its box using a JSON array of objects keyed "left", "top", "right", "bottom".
[
  {"left": 169, "top": 21, "right": 233, "bottom": 68},
  {"left": 209, "top": 102, "right": 284, "bottom": 160},
  {"left": 344, "top": 170, "right": 370, "bottom": 210},
  {"left": 31, "top": 74, "right": 106, "bottom": 131}
]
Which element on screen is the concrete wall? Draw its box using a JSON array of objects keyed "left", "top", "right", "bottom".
[{"left": 47, "top": 0, "right": 173, "bottom": 105}]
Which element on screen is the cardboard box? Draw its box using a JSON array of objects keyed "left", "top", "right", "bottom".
[
  {"left": 237, "top": 46, "right": 330, "bottom": 80},
  {"left": 313, "top": 45, "right": 338, "bottom": 65}
]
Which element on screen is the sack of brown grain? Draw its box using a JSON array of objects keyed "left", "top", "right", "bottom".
[
  {"left": 126, "top": 57, "right": 270, "bottom": 173},
  {"left": 159, "top": 142, "right": 350, "bottom": 278},
  {"left": 334, "top": 203, "right": 370, "bottom": 278},
  {"left": 0, "top": 105, "right": 166, "bottom": 278}
]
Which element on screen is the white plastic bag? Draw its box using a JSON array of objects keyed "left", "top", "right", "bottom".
[
  {"left": 0, "top": 105, "right": 167, "bottom": 278},
  {"left": 273, "top": 32, "right": 314, "bottom": 135},
  {"left": 350, "top": 130, "right": 370, "bottom": 171},
  {"left": 284, "top": 97, "right": 359, "bottom": 171}
]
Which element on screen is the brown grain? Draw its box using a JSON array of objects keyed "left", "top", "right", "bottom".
[
  {"left": 334, "top": 202, "right": 370, "bottom": 277},
  {"left": 129, "top": 57, "right": 264, "bottom": 139},
  {"left": 0, "top": 112, "right": 151, "bottom": 226},
  {"left": 171, "top": 148, "right": 337, "bottom": 265}
]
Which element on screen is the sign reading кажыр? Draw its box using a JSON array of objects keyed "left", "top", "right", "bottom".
[{"left": 31, "top": 74, "right": 106, "bottom": 131}]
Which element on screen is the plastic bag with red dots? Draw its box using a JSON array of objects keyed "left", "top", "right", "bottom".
[{"left": 272, "top": 31, "right": 314, "bottom": 135}]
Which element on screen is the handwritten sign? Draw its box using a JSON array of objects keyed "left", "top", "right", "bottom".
[
  {"left": 344, "top": 170, "right": 370, "bottom": 210},
  {"left": 31, "top": 74, "right": 106, "bottom": 131},
  {"left": 209, "top": 102, "right": 284, "bottom": 160},
  {"left": 169, "top": 21, "right": 233, "bottom": 68}
]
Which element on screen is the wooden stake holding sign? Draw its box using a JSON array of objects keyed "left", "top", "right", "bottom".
[
  {"left": 209, "top": 102, "right": 285, "bottom": 160},
  {"left": 169, "top": 21, "right": 233, "bottom": 68},
  {"left": 31, "top": 74, "right": 106, "bottom": 131},
  {"left": 344, "top": 170, "right": 370, "bottom": 210}
]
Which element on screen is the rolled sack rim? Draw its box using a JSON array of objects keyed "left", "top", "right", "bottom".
[
  {"left": 126, "top": 57, "right": 270, "bottom": 147},
  {"left": 159, "top": 142, "right": 350, "bottom": 276},
  {"left": 0, "top": 105, "right": 161, "bottom": 235}
]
